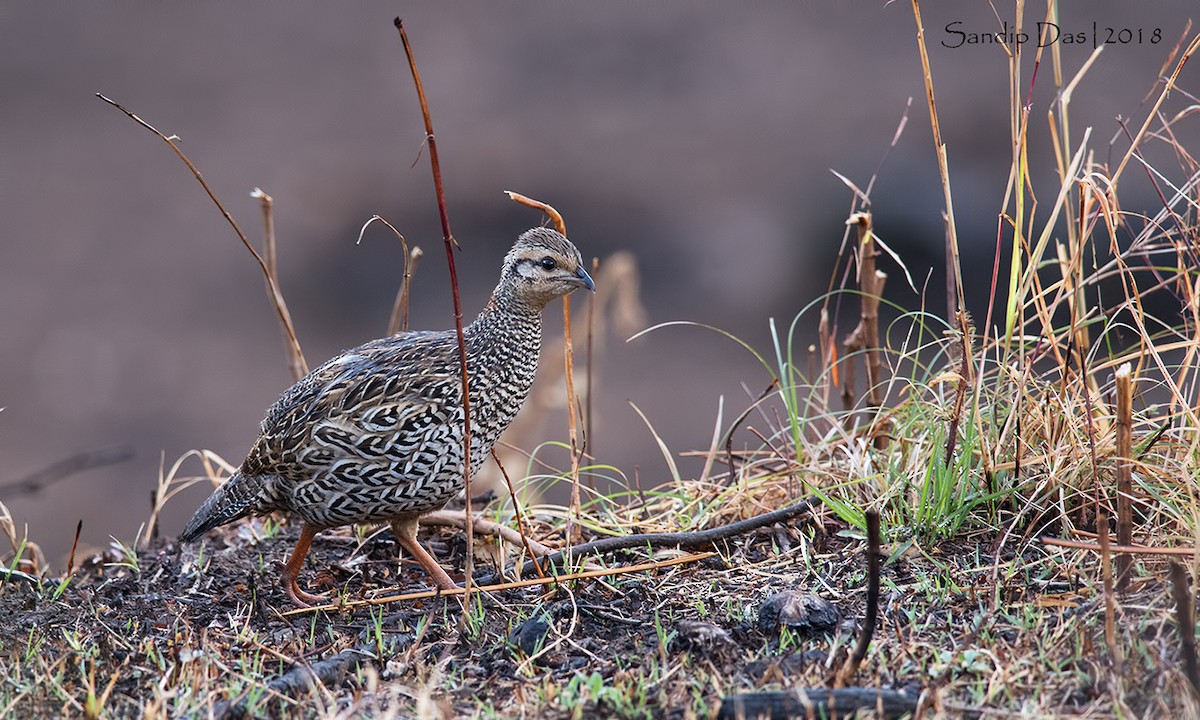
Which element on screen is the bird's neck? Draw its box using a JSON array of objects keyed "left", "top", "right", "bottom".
[{"left": 465, "top": 293, "right": 544, "bottom": 356}]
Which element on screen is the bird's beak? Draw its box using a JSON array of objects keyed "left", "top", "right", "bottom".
[{"left": 573, "top": 266, "right": 596, "bottom": 292}]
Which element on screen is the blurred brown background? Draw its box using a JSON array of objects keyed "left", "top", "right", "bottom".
[{"left": 2, "top": 2, "right": 1196, "bottom": 563}]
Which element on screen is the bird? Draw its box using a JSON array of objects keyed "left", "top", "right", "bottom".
[{"left": 179, "top": 227, "right": 595, "bottom": 606}]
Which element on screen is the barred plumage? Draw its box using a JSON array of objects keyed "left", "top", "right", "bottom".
[{"left": 180, "top": 228, "right": 594, "bottom": 605}]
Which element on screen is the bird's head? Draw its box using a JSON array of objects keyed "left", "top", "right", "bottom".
[{"left": 498, "top": 227, "right": 595, "bottom": 310}]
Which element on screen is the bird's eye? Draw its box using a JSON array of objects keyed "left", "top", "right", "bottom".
[{"left": 539, "top": 256, "right": 557, "bottom": 270}]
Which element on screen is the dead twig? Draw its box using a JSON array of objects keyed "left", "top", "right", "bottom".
[
  {"left": 214, "top": 645, "right": 378, "bottom": 719},
  {"left": 394, "top": 17, "right": 475, "bottom": 620},
  {"left": 506, "top": 191, "right": 586, "bottom": 545},
  {"left": 421, "top": 506, "right": 556, "bottom": 563},
  {"left": 251, "top": 188, "right": 304, "bottom": 382},
  {"left": 1098, "top": 514, "right": 1124, "bottom": 672},
  {"left": 355, "top": 214, "right": 422, "bottom": 336},
  {"left": 488, "top": 448, "right": 548, "bottom": 579},
  {"left": 484, "top": 496, "right": 818, "bottom": 584},
  {"left": 718, "top": 687, "right": 919, "bottom": 720},
  {"left": 97, "top": 93, "right": 308, "bottom": 376},
  {"left": 288, "top": 552, "right": 715, "bottom": 612},
  {"left": 1114, "top": 363, "right": 1133, "bottom": 591},
  {"left": 0, "top": 445, "right": 134, "bottom": 500},
  {"left": 843, "top": 212, "right": 889, "bottom": 451},
  {"left": 833, "top": 509, "right": 880, "bottom": 687},
  {"left": 1170, "top": 561, "right": 1200, "bottom": 697},
  {"left": 1040, "top": 537, "right": 1198, "bottom": 557}
]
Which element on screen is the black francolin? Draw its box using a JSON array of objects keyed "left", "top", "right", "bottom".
[{"left": 180, "top": 228, "right": 594, "bottom": 606}]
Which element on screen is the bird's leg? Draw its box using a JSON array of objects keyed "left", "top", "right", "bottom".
[
  {"left": 281, "top": 523, "right": 328, "bottom": 607},
  {"left": 391, "top": 518, "right": 458, "bottom": 591}
]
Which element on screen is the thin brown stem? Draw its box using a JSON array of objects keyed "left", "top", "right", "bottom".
[
  {"left": 847, "top": 212, "right": 889, "bottom": 451},
  {"left": 504, "top": 192, "right": 584, "bottom": 544},
  {"left": 96, "top": 94, "right": 308, "bottom": 377},
  {"left": 1098, "top": 514, "right": 1125, "bottom": 672},
  {"left": 483, "top": 497, "right": 818, "bottom": 584},
  {"left": 253, "top": 189, "right": 304, "bottom": 382},
  {"left": 1114, "top": 363, "right": 1134, "bottom": 591},
  {"left": 833, "top": 509, "right": 880, "bottom": 687},
  {"left": 490, "top": 449, "right": 547, "bottom": 580},
  {"left": 394, "top": 18, "right": 474, "bottom": 616},
  {"left": 1171, "top": 562, "right": 1200, "bottom": 697},
  {"left": 585, "top": 256, "right": 599, "bottom": 488},
  {"left": 66, "top": 520, "right": 83, "bottom": 578},
  {"left": 910, "top": 0, "right": 964, "bottom": 317}
]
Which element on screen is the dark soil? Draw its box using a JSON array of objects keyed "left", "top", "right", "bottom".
[{"left": 0, "top": 510, "right": 1189, "bottom": 718}]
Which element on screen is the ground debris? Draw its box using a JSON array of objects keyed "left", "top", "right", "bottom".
[
  {"left": 756, "top": 590, "right": 839, "bottom": 637},
  {"left": 0, "top": 519, "right": 1191, "bottom": 718}
]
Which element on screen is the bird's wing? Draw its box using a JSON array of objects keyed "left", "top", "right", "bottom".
[{"left": 241, "top": 332, "right": 461, "bottom": 479}]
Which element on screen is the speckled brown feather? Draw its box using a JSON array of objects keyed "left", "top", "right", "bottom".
[{"left": 180, "top": 228, "right": 592, "bottom": 543}]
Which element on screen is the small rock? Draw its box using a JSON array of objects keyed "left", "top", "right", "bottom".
[
  {"left": 672, "top": 620, "right": 739, "bottom": 661},
  {"left": 756, "top": 590, "right": 838, "bottom": 637},
  {"left": 507, "top": 615, "right": 551, "bottom": 657}
]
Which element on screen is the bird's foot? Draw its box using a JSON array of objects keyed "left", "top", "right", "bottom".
[{"left": 285, "top": 578, "right": 329, "bottom": 608}]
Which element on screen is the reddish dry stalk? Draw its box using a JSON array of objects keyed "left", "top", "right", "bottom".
[
  {"left": 66, "top": 520, "right": 82, "bottom": 577},
  {"left": 97, "top": 94, "right": 309, "bottom": 377},
  {"left": 503, "top": 192, "right": 585, "bottom": 544},
  {"left": 1114, "top": 363, "right": 1133, "bottom": 591},
  {"left": 833, "top": 509, "right": 880, "bottom": 688},
  {"left": 490, "top": 449, "right": 547, "bottom": 580},
  {"left": 394, "top": 18, "right": 474, "bottom": 609}
]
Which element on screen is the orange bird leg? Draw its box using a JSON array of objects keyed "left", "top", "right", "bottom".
[
  {"left": 391, "top": 518, "right": 458, "bottom": 591},
  {"left": 281, "top": 524, "right": 328, "bottom": 607}
]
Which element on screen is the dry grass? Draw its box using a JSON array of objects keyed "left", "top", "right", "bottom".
[{"left": 4, "top": 3, "right": 1200, "bottom": 718}]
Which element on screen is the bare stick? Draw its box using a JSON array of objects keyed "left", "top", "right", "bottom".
[
  {"left": 489, "top": 448, "right": 548, "bottom": 579},
  {"left": 482, "top": 496, "right": 818, "bottom": 584},
  {"left": 1171, "top": 562, "right": 1200, "bottom": 697},
  {"left": 66, "top": 520, "right": 83, "bottom": 578},
  {"left": 252, "top": 189, "right": 305, "bottom": 382},
  {"left": 1041, "top": 537, "right": 1198, "bottom": 556},
  {"left": 1114, "top": 363, "right": 1133, "bottom": 591},
  {"left": 0, "top": 445, "right": 133, "bottom": 500},
  {"left": 585, "top": 256, "right": 599, "bottom": 486},
  {"left": 833, "top": 509, "right": 880, "bottom": 687},
  {"left": 1098, "top": 514, "right": 1125, "bottom": 672},
  {"left": 846, "top": 213, "right": 889, "bottom": 450},
  {"left": 96, "top": 94, "right": 308, "bottom": 376},
  {"left": 718, "top": 688, "right": 917, "bottom": 720},
  {"left": 563, "top": 292, "right": 582, "bottom": 545},
  {"left": 422, "top": 507, "right": 556, "bottom": 561},
  {"left": 394, "top": 18, "right": 475, "bottom": 618},
  {"left": 356, "top": 215, "right": 423, "bottom": 335},
  {"left": 287, "top": 552, "right": 714, "bottom": 612},
  {"left": 505, "top": 192, "right": 585, "bottom": 545},
  {"left": 394, "top": 247, "right": 423, "bottom": 334}
]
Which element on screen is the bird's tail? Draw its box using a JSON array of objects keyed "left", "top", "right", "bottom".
[{"left": 179, "top": 473, "right": 266, "bottom": 542}]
